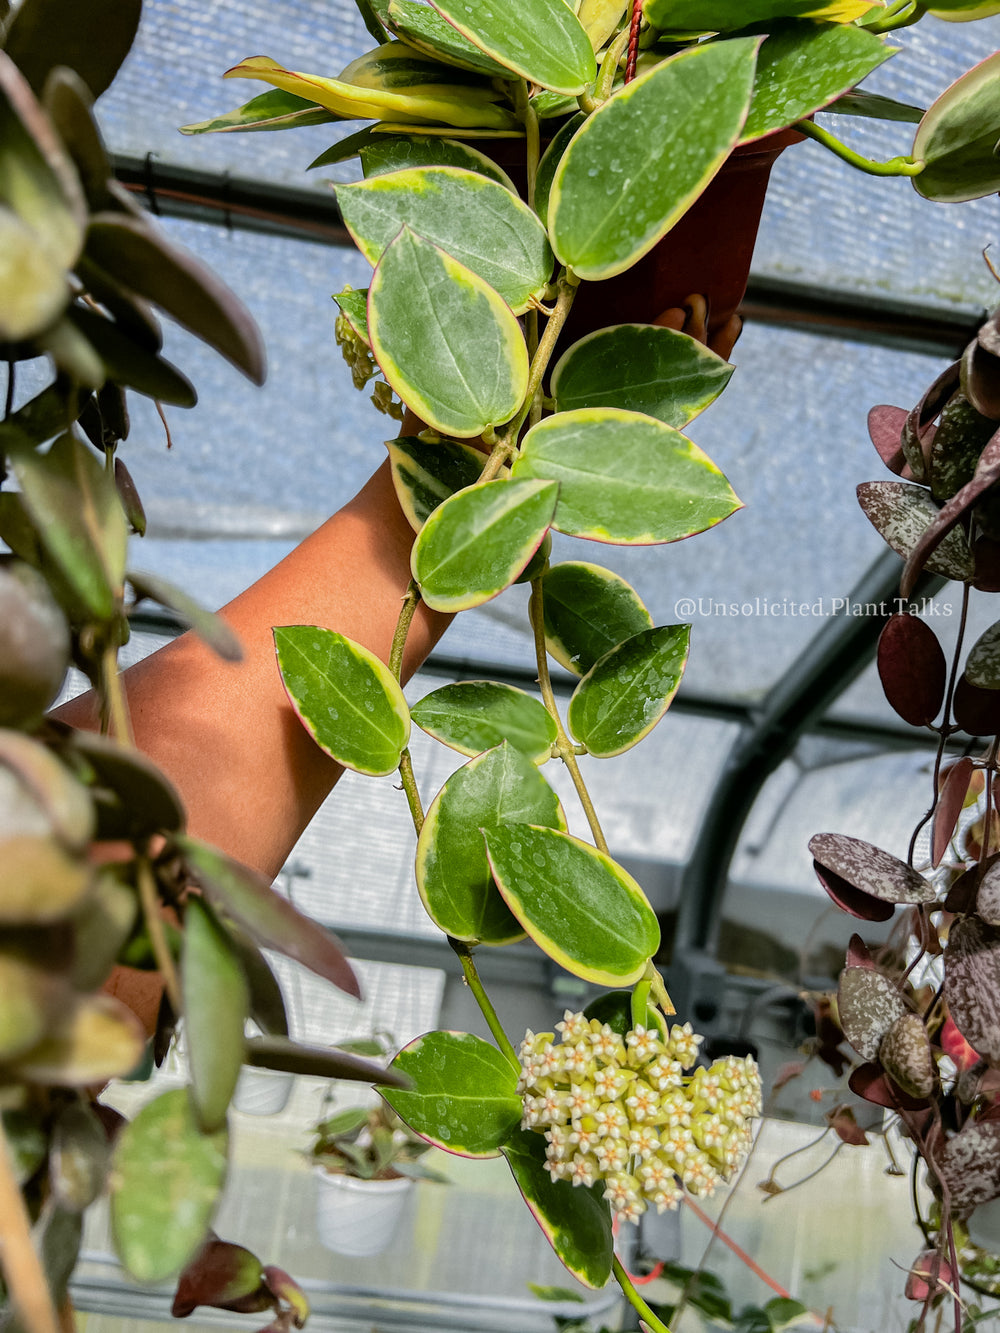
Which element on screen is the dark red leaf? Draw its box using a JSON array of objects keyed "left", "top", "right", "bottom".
[
  {"left": 963, "top": 337, "right": 1000, "bottom": 419},
  {"left": 944, "top": 865, "right": 980, "bottom": 914},
  {"left": 810, "top": 833, "right": 935, "bottom": 906},
  {"left": 953, "top": 675, "right": 1000, "bottom": 737},
  {"left": 901, "top": 430, "right": 1000, "bottom": 598},
  {"left": 932, "top": 757, "right": 975, "bottom": 867},
  {"left": 904, "top": 1249, "right": 953, "bottom": 1302},
  {"left": 973, "top": 535, "right": 1000, "bottom": 591},
  {"left": 938, "top": 1119, "right": 1000, "bottom": 1210},
  {"left": 172, "top": 1238, "right": 269, "bottom": 1319},
  {"left": 812, "top": 861, "right": 895, "bottom": 921},
  {"left": 944, "top": 915, "right": 1000, "bottom": 1065},
  {"left": 867, "top": 404, "right": 909, "bottom": 475},
  {"left": 827, "top": 1104, "right": 869, "bottom": 1146},
  {"left": 848, "top": 1062, "right": 932, "bottom": 1111},
  {"left": 838, "top": 966, "right": 909, "bottom": 1061},
  {"left": 877, "top": 614, "right": 946, "bottom": 728},
  {"left": 847, "top": 934, "right": 873, "bottom": 969},
  {"left": 979, "top": 861, "right": 1000, "bottom": 927}
]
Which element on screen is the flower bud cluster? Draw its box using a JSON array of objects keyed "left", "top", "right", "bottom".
[
  {"left": 335, "top": 310, "right": 377, "bottom": 391},
  {"left": 517, "top": 1011, "right": 761, "bottom": 1223}
]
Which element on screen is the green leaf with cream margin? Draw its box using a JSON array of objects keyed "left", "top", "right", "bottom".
[
  {"left": 416, "top": 742, "right": 564, "bottom": 943},
  {"left": 357, "top": 132, "right": 518, "bottom": 189},
  {"left": 912, "top": 51, "right": 1000, "bottom": 203},
  {"left": 274, "top": 625, "right": 410, "bottom": 776},
  {"left": 512, "top": 409, "right": 741, "bottom": 544},
  {"left": 551, "top": 324, "right": 732, "bottom": 429},
  {"left": 502, "top": 1129, "right": 613, "bottom": 1289},
  {"left": 642, "top": 0, "right": 875, "bottom": 26},
  {"left": 548, "top": 37, "right": 759, "bottom": 280},
  {"left": 385, "top": 1030, "right": 522, "bottom": 1156},
  {"left": 428, "top": 0, "right": 596, "bottom": 95},
  {"left": 568, "top": 624, "right": 690, "bottom": 758},
  {"left": 412, "top": 681, "right": 557, "bottom": 762},
  {"left": 369, "top": 227, "right": 529, "bottom": 438},
  {"left": 484, "top": 825, "right": 660, "bottom": 984},
  {"left": 388, "top": 434, "right": 485, "bottom": 531},
  {"left": 411, "top": 478, "right": 558, "bottom": 612},
  {"left": 336, "top": 167, "right": 552, "bottom": 315},
  {"left": 180, "top": 89, "right": 338, "bottom": 135},
  {"left": 541, "top": 562, "right": 653, "bottom": 676},
  {"left": 386, "top": 0, "right": 519, "bottom": 81}
]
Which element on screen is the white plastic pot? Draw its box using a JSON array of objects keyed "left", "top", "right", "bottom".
[
  {"left": 232, "top": 1067, "right": 294, "bottom": 1116},
  {"left": 313, "top": 1168, "right": 414, "bottom": 1257}
]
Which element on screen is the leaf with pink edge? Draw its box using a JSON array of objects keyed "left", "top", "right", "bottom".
[
  {"left": 857, "top": 481, "right": 975, "bottom": 585},
  {"left": 867, "top": 404, "right": 908, "bottom": 475},
  {"left": 812, "top": 861, "right": 895, "bottom": 921},
  {"left": 876, "top": 613, "right": 945, "bottom": 729},
  {"left": 944, "top": 915, "right": 1000, "bottom": 1065}
]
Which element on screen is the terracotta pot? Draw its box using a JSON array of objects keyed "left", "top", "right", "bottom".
[{"left": 480, "top": 125, "right": 801, "bottom": 347}]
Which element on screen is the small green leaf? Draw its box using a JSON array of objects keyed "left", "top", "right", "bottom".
[
  {"left": 741, "top": 20, "right": 894, "bottom": 144},
  {"left": 4, "top": 0, "right": 141, "bottom": 99},
  {"left": 50, "top": 1102, "right": 110, "bottom": 1211},
  {"left": 484, "top": 825, "right": 660, "bottom": 984},
  {"left": 9, "top": 992, "right": 145, "bottom": 1086},
  {"left": 913, "top": 52, "right": 1000, "bottom": 202},
  {"left": 0, "top": 205, "right": 68, "bottom": 341},
  {"left": 643, "top": 0, "right": 875, "bottom": 25},
  {"left": 549, "top": 38, "right": 758, "bottom": 280},
  {"left": 273, "top": 625, "right": 410, "bottom": 777},
  {"left": 568, "top": 624, "right": 690, "bottom": 757},
  {"left": 501, "top": 1129, "right": 613, "bottom": 1288},
  {"left": 70, "top": 731, "right": 185, "bottom": 836},
  {"left": 359, "top": 133, "right": 517, "bottom": 188},
  {"left": 765, "top": 1296, "right": 811, "bottom": 1329},
  {"left": 0, "top": 836, "right": 91, "bottom": 922},
  {"left": 244, "top": 1035, "right": 408, "bottom": 1086},
  {"left": 180, "top": 90, "right": 338, "bottom": 135},
  {"left": 412, "top": 681, "right": 557, "bottom": 762},
  {"left": 386, "top": 0, "right": 517, "bottom": 78},
  {"left": 177, "top": 834, "right": 360, "bottom": 999},
  {"left": 388, "top": 434, "right": 485, "bottom": 531},
  {"left": 128, "top": 570, "right": 242, "bottom": 662},
  {"left": 540, "top": 562, "right": 653, "bottom": 676},
  {"left": 513, "top": 409, "right": 741, "bottom": 544},
  {"left": 411, "top": 478, "right": 558, "bottom": 612},
  {"left": 110, "top": 1089, "right": 228, "bottom": 1283},
  {"left": 428, "top": 0, "right": 596, "bottom": 94},
  {"left": 369, "top": 227, "right": 528, "bottom": 438},
  {"left": 334, "top": 286, "right": 370, "bottom": 344},
  {"left": 551, "top": 325, "right": 732, "bottom": 428},
  {"left": 336, "top": 167, "right": 552, "bottom": 314},
  {"left": 11, "top": 432, "right": 127, "bottom": 622},
  {"left": 183, "top": 898, "right": 249, "bottom": 1133},
  {"left": 384, "top": 1030, "right": 522, "bottom": 1156},
  {"left": 67, "top": 304, "right": 197, "bottom": 407},
  {"left": 416, "top": 741, "right": 564, "bottom": 942},
  {"left": 829, "top": 89, "right": 924, "bottom": 123}
]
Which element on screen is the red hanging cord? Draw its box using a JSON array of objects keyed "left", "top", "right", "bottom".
[{"left": 625, "top": 0, "right": 643, "bottom": 83}]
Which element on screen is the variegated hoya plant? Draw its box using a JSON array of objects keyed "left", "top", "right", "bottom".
[{"left": 2, "top": 0, "right": 1000, "bottom": 1330}]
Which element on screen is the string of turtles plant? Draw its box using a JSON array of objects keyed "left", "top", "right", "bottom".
[
  {"left": 806, "top": 302, "right": 1000, "bottom": 1333},
  {"left": 183, "top": 0, "right": 1000, "bottom": 1325}
]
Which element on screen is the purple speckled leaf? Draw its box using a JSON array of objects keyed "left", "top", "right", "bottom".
[
  {"left": 939, "top": 1119, "right": 1000, "bottom": 1211},
  {"left": 838, "top": 966, "right": 909, "bottom": 1062},
  {"left": 966, "top": 620, "right": 1000, "bottom": 690},
  {"left": 964, "top": 338, "right": 1000, "bottom": 420},
  {"left": 812, "top": 862, "right": 894, "bottom": 922},
  {"left": 953, "top": 675, "right": 1000, "bottom": 737},
  {"left": 856, "top": 482, "right": 975, "bottom": 585},
  {"left": 879, "top": 1013, "right": 935, "bottom": 1100},
  {"left": 944, "top": 915, "right": 1000, "bottom": 1066},
  {"left": 867, "top": 405, "right": 909, "bottom": 476},
  {"left": 877, "top": 614, "right": 946, "bottom": 729},
  {"left": 810, "top": 833, "right": 935, "bottom": 906},
  {"left": 945, "top": 863, "right": 984, "bottom": 915},
  {"left": 978, "top": 862, "right": 1000, "bottom": 927},
  {"left": 932, "top": 757, "right": 975, "bottom": 868},
  {"left": 900, "top": 432, "right": 1000, "bottom": 598}
]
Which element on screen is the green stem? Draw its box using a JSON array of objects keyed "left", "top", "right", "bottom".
[
  {"left": 398, "top": 748, "right": 425, "bottom": 834},
  {"left": 450, "top": 939, "right": 520, "bottom": 1070},
  {"left": 138, "top": 857, "right": 182, "bottom": 1015},
  {"left": 101, "top": 642, "right": 133, "bottom": 743},
  {"left": 528, "top": 579, "right": 609, "bottom": 853},
  {"left": 596, "top": 27, "right": 631, "bottom": 103},
  {"left": 631, "top": 975, "right": 651, "bottom": 1028},
  {"left": 797, "top": 120, "right": 924, "bottom": 177},
  {"left": 516, "top": 80, "right": 541, "bottom": 212},
  {"left": 0, "top": 1125, "right": 61, "bottom": 1333},
  {"left": 389, "top": 580, "right": 421, "bottom": 682},
  {"left": 613, "top": 1256, "right": 672, "bottom": 1333}
]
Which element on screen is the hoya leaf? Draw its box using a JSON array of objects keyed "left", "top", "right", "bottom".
[
  {"left": 69, "top": 730, "right": 185, "bottom": 837},
  {"left": 513, "top": 409, "right": 741, "bottom": 544},
  {"left": 939, "top": 1119, "right": 1000, "bottom": 1211},
  {"left": 177, "top": 834, "right": 361, "bottom": 999},
  {"left": 484, "top": 825, "right": 660, "bottom": 984},
  {"left": 867, "top": 405, "right": 908, "bottom": 475},
  {"left": 901, "top": 433, "right": 1000, "bottom": 597},
  {"left": 837, "top": 966, "right": 908, "bottom": 1062},
  {"left": 501, "top": 1128, "right": 613, "bottom": 1288},
  {"left": 110, "top": 1089, "right": 228, "bottom": 1283},
  {"left": 876, "top": 613, "right": 945, "bottom": 728},
  {"left": 642, "top": 0, "right": 875, "bottom": 25},
  {"left": 180, "top": 90, "right": 337, "bottom": 135},
  {"left": 913, "top": 52, "right": 1000, "bottom": 203},
  {"left": 65, "top": 305, "right": 197, "bottom": 406},
  {"left": 540, "top": 562, "right": 652, "bottom": 676},
  {"left": 551, "top": 325, "right": 732, "bottom": 428},
  {"left": 740, "top": 20, "right": 894, "bottom": 145},
  {"left": 932, "top": 757, "right": 975, "bottom": 868},
  {"left": 809, "top": 832, "right": 935, "bottom": 906},
  {"left": 567, "top": 624, "right": 690, "bottom": 757},
  {"left": 0, "top": 729, "right": 93, "bottom": 850},
  {"left": 334, "top": 286, "right": 369, "bottom": 343},
  {"left": 856, "top": 480, "right": 975, "bottom": 585},
  {"left": 182, "top": 898, "right": 250, "bottom": 1134},
  {"left": 12, "top": 432, "right": 127, "bottom": 623},
  {"left": 0, "top": 206, "right": 68, "bottom": 342},
  {"left": 171, "top": 1237, "right": 267, "bottom": 1319},
  {"left": 243, "top": 1035, "right": 407, "bottom": 1086},
  {"left": 549, "top": 38, "right": 758, "bottom": 280},
  {"left": 368, "top": 227, "right": 528, "bottom": 438},
  {"left": 339, "top": 37, "right": 507, "bottom": 97},
  {"left": 412, "top": 681, "right": 557, "bottom": 762},
  {"left": 50, "top": 1102, "right": 110, "bottom": 1211},
  {"left": 428, "top": 0, "right": 596, "bottom": 94},
  {"left": 830, "top": 89, "right": 925, "bottom": 123},
  {"left": 953, "top": 675, "right": 1000, "bottom": 736},
  {"left": 812, "top": 859, "right": 895, "bottom": 922},
  {"left": 412, "top": 478, "right": 558, "bottom": 612},
  {"left": 944, "top": 915, "right": 1000, "bottom": 1065},
  {"left": 966, "top": 620, "right": 1000, "bottom": 689},
  {"left": 386, "top": 0, "right": 518, "bottom": 79},
  {"left": 388, "top": 434, "right": 485, "bottom": 531},
  {"left": 273, "top": 625, "right": 410, "bottom": 777},
  {"left": 384, "top": 1030, "right": 522, "bottom": 1156},
  {"left": 535, "top": 113, "right": 586, "bottom": 229},
  {"left": 358, "top": 133, "right": 517, "bottom": 188},
  {"left": 879, "top": 1013, "right": 935, "bottom": 1100},
  {"left": 336, "top": 167, "right": 552, "bottom": 314},
  {"left": 127, "top": 570, "right": 243, "bottom": 662},
  {"left": 9, "top": 992, "right": 145, "bottom": 1086},
  {"left": 416, "top": 742, "right": 564, "bottom": 943},
  {"left": 4, "top": 0, "right": 141, "bottom": 100}
]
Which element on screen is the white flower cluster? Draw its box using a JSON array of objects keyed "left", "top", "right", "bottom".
[{"left": 517, "top": 1010, "right": 762, "bottom": 1223}]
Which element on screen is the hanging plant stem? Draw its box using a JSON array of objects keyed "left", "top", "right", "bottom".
[
  {"left": 613, "top": 1255, "right": 671, "bottom": 1333},
  {"left": 449, "top": 939, "right": 519, "bottom": 1069},
  {"left": 0, "top": 1126, "right": 62, "bottom": 1333},
  {"left": 797, "top": 120, "right": 925, "bottom": 177},
  {"left": 138, "top": 856, "right": 181, "bottom": 1015}
]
